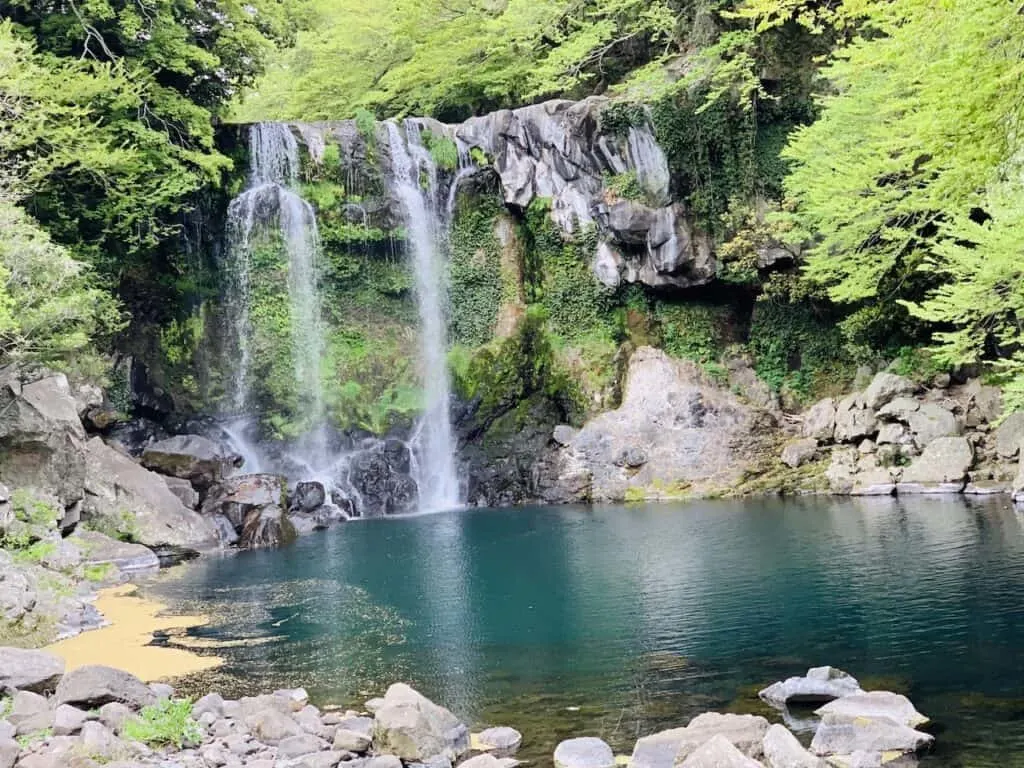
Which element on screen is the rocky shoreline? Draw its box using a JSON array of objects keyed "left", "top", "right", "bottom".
[{"left": 0, "top": 650, "right": 938, "bottom": 768}]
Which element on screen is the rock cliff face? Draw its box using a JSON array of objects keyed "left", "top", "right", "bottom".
[
  {"left": 543, "top": 347, "right": 774, "bottom": 503},
  {"left": 279, "top": 98, "right": 715, "bottom": 292}
]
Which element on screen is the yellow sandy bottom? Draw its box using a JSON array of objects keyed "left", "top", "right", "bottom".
[{"left": 45, "top": 584, "right": 223, "bottom": 682}]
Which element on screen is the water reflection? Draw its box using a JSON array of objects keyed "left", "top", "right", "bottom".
[{"left": 153, "top": 496, "right": 1024, "bottom": 766}]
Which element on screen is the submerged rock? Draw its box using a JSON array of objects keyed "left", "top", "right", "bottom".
[
  {"left": 553, "top": 737, "right": 615, "bottom": 768},
  {"left": 476, "top": 727, "right": 523, "bottom": 757}
]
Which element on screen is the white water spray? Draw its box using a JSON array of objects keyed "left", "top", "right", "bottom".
[
  {"left": 384, "top": 121, "right": 461, "bottom": 511},
  {"left": 221, "top": 123, "right": 327, "bottom": 463}
]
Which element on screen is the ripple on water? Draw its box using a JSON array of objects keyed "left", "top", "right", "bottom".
[{"left": 149, "top": 497, "right": 1024, "bottom": 766}]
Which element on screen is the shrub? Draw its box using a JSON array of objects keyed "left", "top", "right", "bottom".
[{"left": 123, "top": 699, "right": 202, "bottom": 749}]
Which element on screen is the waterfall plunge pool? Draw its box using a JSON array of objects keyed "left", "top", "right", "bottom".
[{"left": 151, "top": 497, "right": 1024, "bottom": 766}]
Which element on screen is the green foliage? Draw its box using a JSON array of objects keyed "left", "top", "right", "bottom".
[
  {"left": 12, "top": 540, "right": 57, "bottom": 565},
  {"left": 0, "top": 203, "right": 124, "bottom": 368},
  {"left": 85, "top": 509, "right": 139, "bottom": 544},
  {"left": 524, "top": 201, "right": 614, "bottom": 342},
  {"left": 123, "top": 699, "right": 203, "bottom": 749},
  {"left": 421, "top": 131, "right": 459, "bottom": 172},
  {"left": 782, "top": 0, "right": 1024, "bottom": 349},
  {"left": 602, "top": 172, "right": 646, "bottom": 203},
  {"left": 11, "top": 490, "right": 58, "bottom": 528},
  {"left": 654, "top": 301, "right": 734, "bottom": 365},
  {"left": 83, "top": 563, "right": 117, "bottom": 583},
  {"left": 748, "top": 299, "right": 853, "bottom": 402},
  {"left": 600, "top": 103, "right": 649, "bottom": 138},
  {"left": 354, "top": 108, "right": 378, "bottom": 144},
  {"left": 159, "top": 314, "right": 204, "bottom": 367},
  {"left": 16, "top": 729, "right": 52, "bottom": 748},
  {"left": 449, "top": 199, "right": 504, "bottom": 347}
]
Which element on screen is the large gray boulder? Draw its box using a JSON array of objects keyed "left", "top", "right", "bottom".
[
  {"left": 781, "top": 438, "right": 818, "bottom": 469},
  {"left": 202, "top": 473, "right": 286, "bottom": 529},
  {"left": 239, "top": 504, "right": 297, "bottom": 549},
  {"left": 815, "top": 692, "right": 929, "bottom": 729},
  {"left": 0, "top": 647, "right": 64, "bottom": 694},
  {"left": 762, "top": 724, "right": 824, "bottom": 768},
  {"left": 140, "top": 434, "right": 239, "bottom": 489},
  {"left": 678, "top": 735, "right": 763, "bottom": 768},
  {"left": 549, "top": 348, "right": 764, "bottom": 502},
  {"left": 553, "top": 737, "right": 615, "bottom": 768},
  {"left": 905, "top": 403, "right": 959, "bottom": 448},
  {"left": 896, "top": 436, "right": 972, "bottom": 493},
  {"left": 372, "top": 683, "right": 469, "bottom": 761},
  {"left": 0, "top": 370, "right": 86, "bottom": 506},
  {"left": 834, "top": 395, "right": 878, "bottom": 444},
  {"left": 8, "top": 690, "right": 53, "bottom": 735},
  {"left": 802, "top": 398, "right": 837, "bottom": 443},
  {"left": 631, "top": 728, "right": 690, "bottom": 768},
  {"left": 82, "top": 437, "right": 218, "bottom": 551},
  {"left": 994, "top": 411, "right": 1024, "bottom": 458},
  {"left": 672, "top": 713, "right": 769, "bottom": 763},
  {"left": 759, "top": 667, "right": 863, "bottom": 707},
  {"left": 809, "top": 713, "right": 933, "bottom": 758},
  {"left": 863, "top": 374, "right": 916, "bottom": 411},
  {"left": 54, "top": 665, "right": 156, "bottom": 709},
  {"left": 69, "top": 529, "right": 160, "bottom": 572},
  {"left": 476, "top": 727, "right": 523, "bottom": 757}
]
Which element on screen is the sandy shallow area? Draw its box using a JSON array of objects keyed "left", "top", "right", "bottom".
[{"left": 45, "top": 583, "right": 223, "bottom": 682}]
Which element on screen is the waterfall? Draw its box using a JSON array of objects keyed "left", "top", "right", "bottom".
[
  {"left": 221, "top": 123, "right": 327, "bottom": 462},
  {"left": 384, "top": 121, "right": 461, "bottom": 512}
]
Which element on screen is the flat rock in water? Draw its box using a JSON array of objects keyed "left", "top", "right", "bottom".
[
  {"left": 809, "top": 713, "right": 933, "bottom": 757},
  {"left": 554, "top": 737, "right": 616, "bottom": 768},
  {"left": 55, "top": 665, "right": 156, "bottom": 710},
  {"left": 815, "top": 692, "right": 929, "bottom": 729},
  {"left": 678, "top": 735, "right": 763, "bottom": 768},
  {"left": 762, "top": 724, "right": 824, "bottom": 768},
  {"left": 0, "top": 647, "right": 64, "bottom": 694},
  {"left": 671, "top": 713, "right": 769, "bottom": 762},
  {"left": 459, "top": 755, "right": 507, "bottom": 768},
  {"left": 476, "top": 726, "right": 523, "bottom": 756},
  {"left": 759, "top": 666, "right": 863, "bottom": 707}
]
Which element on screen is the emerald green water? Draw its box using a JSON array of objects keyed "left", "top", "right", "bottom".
[{"left": 154, "top": 497, "right": 1024, "bottom": 766}]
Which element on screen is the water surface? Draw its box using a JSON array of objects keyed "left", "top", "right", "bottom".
[{"left": 152, "top": 497, "right": 1024, "bottom": 766}]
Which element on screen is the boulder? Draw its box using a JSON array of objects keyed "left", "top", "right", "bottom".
[
  {"left": 372, "top": 683, "right": 469, "bottom": 761},
  {"left": 98, "top": 701, "right": 134, "bottom": 733},
  {"left": 202, "top": 473, "right": 286, "bottom": 529},
  {"left": 781, "top": 438, "right": 818, "bottom": 469},
  {"left": 0, "top": 647, "right": 64, "bottom": 694},
  {"left": 278, "top": 733, "right": 328, "bottom": 758},
  {"left": 52, "top": 704, "right": 88, "bottom": 736},
  {"left": 863, "top": 374, "right": 916, "bottom": 410},
  {"left": 834, "top": 394, "right": 877, "bottom": 444},
  {"left": 0, "top": 738, "right": 16, "bottom": 768},
  {"left": 0, "top": 370, "right": 87, "bottom": 507},
  {"left": 548, "top": 348, "right": 763, "bottom": 502},
  {"left": 896, "top": 436, "right": 972, "bottom": 493},
  {"left": 54, "top": 665, "right": 156, "bottom": 709},
  {"left": 476, "top": 727, "right": 523, "bottom": 757},
  {"left": 815, "top": 692, "right": 929, "bottom": 729},
  {"left": 103, "top": 418, "right": 169, "bottom": 458},
  {"left": 70, "top": 529, "right": 160, "bottom": 572},
  {"left": 245, "top": 708, "right": 306, "bottom": 744},
  {"left": 82, "top": 437, "right": 218, "bottom": 552},
  {"left": 759, "top": 667, "right": 863, "bottom": 707},
  {"left": 140, "top": 434, "right": 240, "bottom": 489},
  {"left": 0, "top": 552, "right": 38, "bottom": 624},
  {"left": 239, "top": 504, "right": 297, "bottom": 549},
  {"left": 631, "top": 728, "right": 691, "bottom": 768},
  {"left": 460, "top": 755, "right": 506, "bottom": 768},
  {"left": 994, "top": 411, "right": 1024, "bottom": 458},
  {"left": 553, "top": 737, "right": 615, "bottom": 768},
  {"left": 671, "top": 713, "right": 769, "bottom": 762},
  {"left": 905, "top": 403, "right": 959, "bottom": 448},
  {"left": 678, "top": 735, "right": 763, "bottom": 768},
  {"left": 802, "top": 399, "right": 837, "bottom": 443},
  {"left": 334, "top": 727, "right": 372, "bottom": 752},
  {"left": 8, "top": 690, "right": 53, "bottom": 735},
  {"left": 762, "top": 724, "right": 823, "bottom": 768},
  {"left": 809, "top": 713, "right": 933, "bottom": 757},
  {"left": 292, "top": 481, "right": 327, "bottom": 512},
  {"left": 162, "top": 476, "right": 199, "bottom": 509},
  {"left": 552, "top": 425, "right": 579, "bottom": 446}
]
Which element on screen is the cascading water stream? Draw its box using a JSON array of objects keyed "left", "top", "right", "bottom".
[
  {"left": 384, "top": 121, "right": 461, "bottom": 512},
  {"left": 221, "top": 123, "right": 328, "bottom": 468}
]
